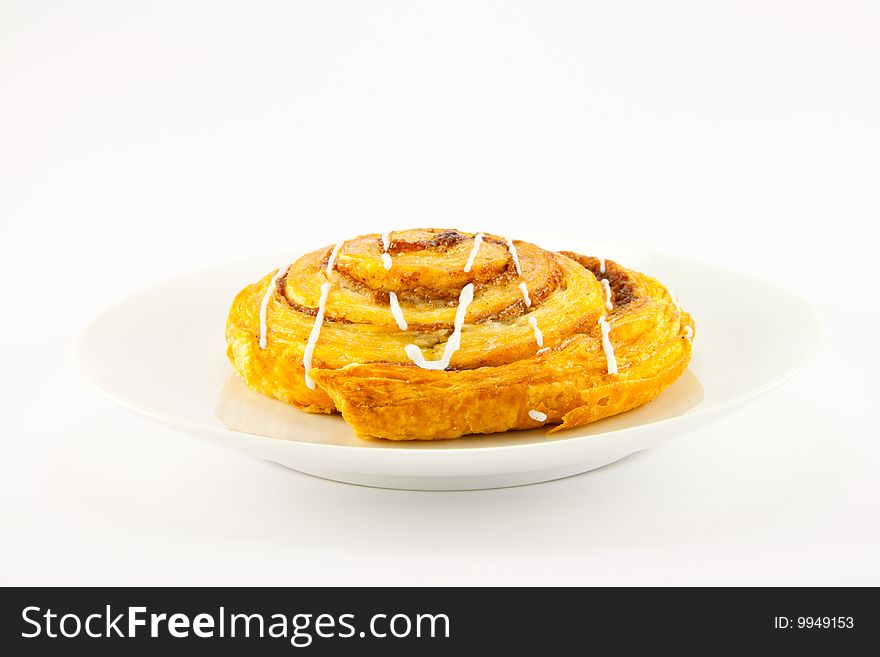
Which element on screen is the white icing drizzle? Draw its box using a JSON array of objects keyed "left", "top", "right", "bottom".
[
  {"left": 600, "top": 278, "right": 613, "bottom": 311},
  {"left": 506, "top": 239, "right": 532, "bottom": 319},
  {"left": 528, "top": 409, "right": 547, "bottom": 422},
  {"left": 302, "top": 282, "right": 332, "bottom": 390},
  {"left": 597, "top": 315, "right": 619, "bottom": 375},
  {"left": 506, "top": 238, "right": 522, "bottom": 275},
  {"left": 258, "top": 264, "right": 290, "bottom": 349},
  {"left": 404, "top": 283, "right": 475, "bottom": 370},
  {"left": 519, "top": 282, "right": 532, "bottom": 308},
  {"left": 598, "top": 256, "right": 606, "bottom": 274},
  {"left": 326, "top": 241, "right": 343, "bottom": 275},
  {"left": 464, "top": 233, "right": 483, "bottom": 272},
  {"left": 528, "top": 316, "right": 544, "bottom": 347},
  {"left": 463, "top": 232, "right": 484, "bottom": 272},
  {"left": 389, "top": 291, "right": 408, "bottom": 330},
  {"left": 684, "top": 325, "right": 694, "bottom": 341},
  {"left": 536, "top": 347, "right": 550, "bottom": 355},
  {"left": 379, "top": 231, "right": 393, "bottom": 270}
]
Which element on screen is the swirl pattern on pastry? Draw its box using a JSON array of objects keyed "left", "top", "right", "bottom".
[{"left": 226, "top": 228, "right": 695, "bottom": 440}]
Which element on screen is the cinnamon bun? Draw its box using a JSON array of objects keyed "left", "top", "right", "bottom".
[{"left": 225, "top": 229, "right": 695, "bottom": 440}]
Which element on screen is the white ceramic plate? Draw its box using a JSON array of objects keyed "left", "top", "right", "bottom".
[{"left": 75, "top": 245, "right": 820, "bottom": 490}]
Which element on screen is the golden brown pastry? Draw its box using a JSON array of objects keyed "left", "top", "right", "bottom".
[{"left": 225, "top": 228, "right": 695, "bottom": 440}]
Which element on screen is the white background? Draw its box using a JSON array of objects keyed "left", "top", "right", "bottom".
[{"left": 1, "top": 1, "right": 878, "bottom": 585}]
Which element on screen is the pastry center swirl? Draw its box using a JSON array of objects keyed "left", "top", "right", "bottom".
[{"left": 268, "top": 229, "right": 611, "bottom": 372}]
